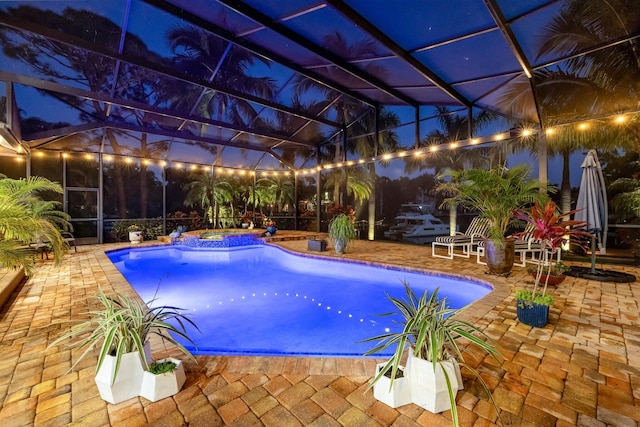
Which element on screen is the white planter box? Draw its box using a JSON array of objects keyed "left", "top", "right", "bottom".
[
  {"left": 140, "top": 358, "right": 186, "bottom": 402},
  {"left": 129, "top": 231, "right": 143, "bottom": 244},
  {"left": 406, "top": 352, "right": 461, "bottom": 413},
  {"left": 373, "top": 363, "right": 412, "bottom": 408},
  {"left": 94, "top": 343, "right": 151, "bottom": 404}
]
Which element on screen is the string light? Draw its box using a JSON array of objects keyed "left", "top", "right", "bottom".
[{"left": 16, "top": 111, "right": 635, "bottom": 177}]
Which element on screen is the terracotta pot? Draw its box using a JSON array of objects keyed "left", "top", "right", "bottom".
[
  {"left": 484, "top": 238, "right": 515, "bottom": 276},
  {"left": 531, "top": 272, "right": 566, "bottom": 286}
]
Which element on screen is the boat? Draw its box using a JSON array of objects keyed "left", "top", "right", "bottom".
[{"left": 383, "top": 203, "right": 450, "bottom": 244}]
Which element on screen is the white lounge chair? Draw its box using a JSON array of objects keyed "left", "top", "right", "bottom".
[
  {"left": 476, "top": 224, "right": 561, "bottom": 267},
  {"left": 432, "top": 217, "right": 489, "bottom": 259}
]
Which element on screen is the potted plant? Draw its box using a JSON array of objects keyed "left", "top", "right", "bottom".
[
  {"left": 328, "top": 213, "right": 357, "bottom": 254},
  {"left": 128, "top": 224, "right": 144, "bottom": 244},
  {"left": 363, "top": 282, "right": 502, "bottom": 425},
  {"left": 436, "top": 164, "right": 548, "bottom": 275},
  {"left": 48, "top": 290, "right": 199, "bottom": 404},
  {"left": 372, "top": 362, "right": 412, "bottom": 408},
  {"left": 140, "top": 358, "right": 186, "bottom": 402},
  {"left": 264, "top": 218, "right": 277, "bottom": 235},
  {"left": 513, "top": 199, "right": 591, "bottom": 327},
  {"left": 526, "top": 261, "right": 570, "bottom": 286}
]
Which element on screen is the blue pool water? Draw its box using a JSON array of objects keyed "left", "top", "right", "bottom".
[{"left": 107, "top": 245, "right": 491, "bottom": 357}]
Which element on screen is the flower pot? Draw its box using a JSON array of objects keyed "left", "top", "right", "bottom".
[
  {"left": 307, "top": 239, "right": 327, "bottom": 252},
  {"left": 129, "top": 231, "right": 143, "bottom": 244},
  {"left": 406, "top": 352, "right": 461, "bottom": 413},
  {"left": 373, "top": 363, "right": 412, "bottom": 408},
  {"left": 484, "top": 237, "right": 515, "bottom": 276},
  {"left": 516, "top": 301, "right": 550, "bottom": 327},
  {"left": 140, "top": 358, "right": 186, "bottom": 402},
  {"left": 334, "top": 239, "right": 347, "bottom": 254},
  {"left": 530, "top": 272, "right": 565, "bottom": 286},
  {"left": 94, "top": 342, "right": 152, "bottom": 404},
  {"left": 266, "top": 226, "right": 277, "bottom": 235}
]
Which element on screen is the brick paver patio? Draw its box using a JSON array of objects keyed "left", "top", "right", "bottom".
[{"left": 0, "top": 235, "right": 638, "bottom": 426}]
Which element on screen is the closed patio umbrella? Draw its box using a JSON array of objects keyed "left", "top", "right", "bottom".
[
  {"left": 575, "top": 149, "right": 607, "bottom": 270},
  {"left": 567, "top": 150, "right": 635, "bottom": 282}
]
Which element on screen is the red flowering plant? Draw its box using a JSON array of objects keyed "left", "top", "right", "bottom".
[
  {"left": 264, "top": 218, "right": 276, "bottom": 227},
  {"left": 327, "top": 204, "right": 355, "bottom": 220},
  {"left": 513, "top": 199, "right": 592, "bottom": 304}
]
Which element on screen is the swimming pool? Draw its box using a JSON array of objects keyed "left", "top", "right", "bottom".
[{"left": 107, "top": 245, "right": 492, "bottom": 357}]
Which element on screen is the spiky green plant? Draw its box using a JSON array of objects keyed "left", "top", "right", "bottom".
[
  {"left": 328, "top": 213, "right": 357, "bottom": 244},
  {"left": 49, "top": 289, "right": 199, "bottom": 385},
  {"left": 363, "top": 282, "right": 503, "bottom": 426}
]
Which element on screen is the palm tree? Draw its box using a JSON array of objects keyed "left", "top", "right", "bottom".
[
  {"left": 346, "top": 108, "right": 401, "bottom": 237},
  {"left": 498, "top": 0, "right": 640, "bottom": 214},
  {"left": 323, "top": 166, "right": 373, "bottom": 208},
  {"left": 405, "top": 107, "right": 497, "bottom": 234},
  {"left": 0, "top": 175, "right": 70, "bottom": 274},
  {"left": 256, "top": 175, "right": 295, "bottom": 216},
  {"left": 184, "top": 172, "right": 216, "bottom": 227},
  {"left": 166, "top": 25, "right": 277, "bottom": 129}
]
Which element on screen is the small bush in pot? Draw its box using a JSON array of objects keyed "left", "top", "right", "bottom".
[
  {"left": 362, "top": 282, "right": 503, "bottom": 425},
  {"left": 48, "top": 289, "right": 199, "bottom": 403},
  {"left": 328, "top": 213, "right": 357, "bottom": 254},
  {"left": 513, "top": 199, "right": 591, "bottom": 326},
  {"left": 436, "top": 164, "right": 549, "bottom": 275}
]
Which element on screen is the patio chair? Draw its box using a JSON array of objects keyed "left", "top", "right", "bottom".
[
  {"left": 476, "top": 224, "right": 561, "bottom": 267},
  {"left": 61, "top": 232, "right": 77, "bottom": 252},
  {"left": 432, "top": 217, "right": 489, "bottom": 259},
  {"left": 29, "top": 236, "right": 51, "bottom": 260}
]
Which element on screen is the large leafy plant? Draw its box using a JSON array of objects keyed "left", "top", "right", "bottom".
[
  {"left": 513, "top": 199, "right": 591, "bottom": 304},
  {"left": 328, "top": 213, "right": 357, "bottom": 243},
  {"left": 363, "top": 282, "right": 502, "bottom": 426},
  {"left": 0, "top": 175, "right": 71, "bottom": 273},
  {"left": 436, "top": 164, "right": 548, "bottom": 244},
  {"left": 49, "top": 290, "right": 199, "bottom": 384}
]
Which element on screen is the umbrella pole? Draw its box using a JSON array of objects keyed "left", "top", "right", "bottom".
[{"left": 590, "top": 236, "right": 597, "bottom": 273}]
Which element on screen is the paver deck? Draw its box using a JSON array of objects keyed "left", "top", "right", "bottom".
[{"left": 0, "top": 236, "right": 638, "bottom": 426}]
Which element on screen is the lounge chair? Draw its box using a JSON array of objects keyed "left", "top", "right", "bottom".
[
  {"left": 432, "top": 217, "right": 489, "bottom": 259},
  {"left": 29, "top": 237, "right": 51, "bottom": 260},
  {"left": 476, "top": 224, "right": 561, "bottom": 267},
  {"left": 61, "top": 232, "right": 77, "bottom": 252}
]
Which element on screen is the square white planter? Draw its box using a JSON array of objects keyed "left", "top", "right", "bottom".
[
  {"left": 129, "top": 231, "right": 143, "bottom": 244},
  {"left": 94, "top": 343, "right": 151, "bottom": 404},
  {"left": 373, "top": 363, "right": 412, "bottom": 408},
  {"left": 140, "top": 358, "right": 186, "bottom": 402},
  {"left": 406, "top": 352, "right": 461, "bottom": 413}
]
